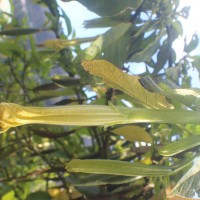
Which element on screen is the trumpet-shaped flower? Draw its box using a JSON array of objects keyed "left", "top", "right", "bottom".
[{"left": 0, "top": 102, "right": 200, "bottom": 133}]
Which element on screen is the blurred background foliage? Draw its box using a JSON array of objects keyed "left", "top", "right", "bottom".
[{"left": 0, "top": 0, "right": 199, "bottom": 199}]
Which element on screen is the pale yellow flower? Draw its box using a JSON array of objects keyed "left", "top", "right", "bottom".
[{"left": 0, "top": 102, "right": 128, "bottom": 133}]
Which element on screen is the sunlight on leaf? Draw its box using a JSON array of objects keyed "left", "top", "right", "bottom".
[
  {"left": 140, "top": 76, "right": 200, "bottom": 110},
  {"left": 82, "top": 60, "right": 173, "bottom": 109},
  {"left": 2, "top": 190, "right": 15, "bottom": 200},
  {"left": 168, "top": 89, "right": 200, "bottom": 110},
  {"left": 111, "top": 125, "right": 152, "bottom": 143},
  {"left": 159, "top": 135, "right": 200, "bottom": 156},
  {"left": 170, "top": 157, "right": 200, "bottom": 198},
  {"left": 49, "top": 188, "right": 71, "bottom": 200}
]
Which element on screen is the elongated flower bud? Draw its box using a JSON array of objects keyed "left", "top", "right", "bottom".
[
  {"left": 0, "top": 103, "right": 128, "bottom": 133},
  {"left": 0, "top": 102, "right": 200, "bottom": 133}
]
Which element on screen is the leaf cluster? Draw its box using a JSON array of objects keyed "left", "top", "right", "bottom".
[{"left": 0, "top": 0, "right": 199, "bottom": 199}]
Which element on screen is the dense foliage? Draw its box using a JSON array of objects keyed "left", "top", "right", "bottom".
[{"left": 0, "top": 0, "right": 200, "bottom": 199}]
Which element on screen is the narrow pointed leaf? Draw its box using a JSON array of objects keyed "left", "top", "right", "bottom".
[
  {"left": 54, "top": 98, "right": 85, "bottom": 105},
  {"left": 59, "top": 7, "right": 72, "bottom": 36},
  {"left": 52, "top": 75, "right": 82, "bottom": 87},
  {"left": 84, "top": 18, "right": 123, "bottom": 28},
  {"left": 184, "top": 34, "right": 199, "bottom": 53},
  {"left": 66, "top": 159, "right": 172, "bottom": 176},
  {"left": 0, "top": 28, "right": 42, "bottom": 36},
  {"left": 159, "top": 135, "right": 200, "bottom": 156},
  {"left": 156, "top": 40, "right": 172, "bottom": 70},
  {"left": 30, "top": 88, "right": 75, "bottom": 102},
  {"left": 32, "top": 83, "right": 59, "bottom": 91}
]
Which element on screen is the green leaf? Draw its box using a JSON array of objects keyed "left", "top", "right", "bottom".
[
  {"left": 179, "top": 6, "right": 191, "bottom": 19},
  {"left": 0, "top": 41, "right": 23, "bottom": 56},
  {"left": 31, "top": 128, "right": 77, "bottom": 138},
  {"left": 84, "top": 8, "right": 132, "bottom": 28},
  {"left": 0, "top": 144, "right": 22, "bottom": 160},
  {"left": 127, "top": 22, "right": 159, "bottom": 59},
  {"left": 191, "top": 55, "right": 200, "bottom": 74},
  {"left": 66, "top": 159, "right": 172, "bottom": 176},
  {"left": 82, "top": 60, "right": 173, "bottom": 109},
  {"left": 184, "top": 34, "right": 199, "bottom": 53},
  {"left": 156, "top": 40, "right": 171, "bottom": 71},
  {"left": 159, "top": 135, "right": 200, "bottom": 156},
  {"left": 0, "top": 28, "right": 42, "bottom": 36},
  {"left": 54, "top": 98, "right": 85, "bottom": 105},
  {"left": 111, "top": 125, "right": 152, "bottom": 143},
  {"left": 74, "top": 23, "right": 132, "bottom": 82},
  {"left": 166, "top": 65, "right": 180, "bottom": 82},
  {"left": 32, "top": 83, "right": 59, "bottom": 91},
  {"left": 140, "top": 76, "right": 200, "bottom": 110},
  {"left": 67, "top": 0, "right": 143, "bottom": 16},
  {"left": 82, "top": 23, "right": 132, "bottom": 61},
  {"left": 102, "top": 28, "right": 131, "bottom": 67},
  {"left": 2, "top": 190, "right": 15, "bottom": 200},
  {"left": 26, "top": 191, "right": 52, "bottom": 200},
  {"left": 170, "top": 157, "right": 200, "bottom": 198},
  {"left": 170, "top": 20, "right": 183, "bottom": 36},
  {"left": 59, "top": 7, "right": 72, "bottom": 36},
  {"left": 128, "top": 30, "right": 163, "bottom": 62},
  {"left": 68, "top": 173, "right": 142, "bottom": 186},
  {"left": 162, "top": 88, "right": 200, "bottom": 110},
  {"left": 67, "top": 157, "right": 194, "bottom": 187},
  {"left": 30, "top": 88, "right": 75, "bottom": 102},
  {"left": 52, "top": 75, "right": 82, "bottom": 87}
]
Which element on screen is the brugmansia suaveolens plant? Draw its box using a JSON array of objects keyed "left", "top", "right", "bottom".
[
  {"left": 2, "top": 60, "right": 200, "bottom": 198},
  {"left": 2, "top": 60, "right": 200, "bottom": 134}
]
